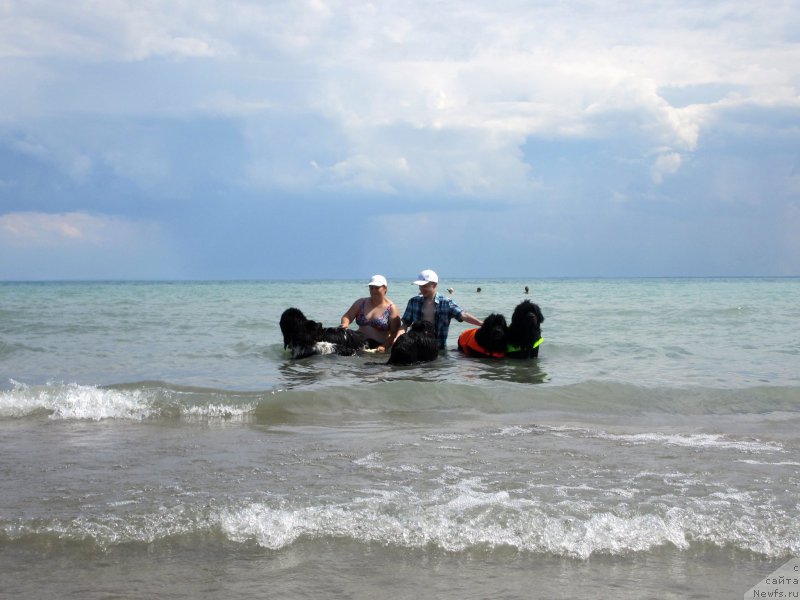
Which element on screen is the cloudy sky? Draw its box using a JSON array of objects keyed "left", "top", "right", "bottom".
[{"left": 1, "top": 0, "right": 798, "bottom": 280}]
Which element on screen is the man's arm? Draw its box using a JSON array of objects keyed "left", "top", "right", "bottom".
[
  {"left": 401, "top": 297, "right": 416, "bottom": 327},
  {"left": 461, "top": 312, "right": 483, "bottom": 327}
]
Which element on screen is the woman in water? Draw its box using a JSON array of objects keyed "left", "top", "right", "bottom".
[{"left": 340, "top": 275, "right": 402, "bottom": 352}]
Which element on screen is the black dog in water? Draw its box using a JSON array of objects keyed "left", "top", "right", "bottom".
[
  {"left": 387, "top": 320, "right": 438, "bottom": 365},
  {"left": 279, "top": 307, "right": 367, "bottom": 359},
  {"left": 505, "top": 300, "right": 544, "bottom": 358},
  {"left": 457, "top": 313, "right": 508, "bottom": 358}
]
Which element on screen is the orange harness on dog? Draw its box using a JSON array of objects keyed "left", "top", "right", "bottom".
[{"left": 458, "top": 328, "right": 506, "bottom": 358}]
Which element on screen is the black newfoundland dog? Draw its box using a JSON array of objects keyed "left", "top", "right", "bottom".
[
  {"left": 279, "top": 307, "right": 368, "bottom": 359},
  {"left": 457, "top": 313, "right": 508, "bottom": 358},
  {"left": 505, "top": 300, "right": 544, "bottom": 359},
  {"left": 387, "top": 320, "right": 438, "bottom": 365}
]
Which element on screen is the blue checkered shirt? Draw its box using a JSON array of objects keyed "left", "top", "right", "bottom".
[{"left": 402, "top": 293, "right": 464, "bottom": 349}]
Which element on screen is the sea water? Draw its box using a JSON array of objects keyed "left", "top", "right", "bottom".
[{"left": 1, "top": 278, "right": 798, "bottom": 599}]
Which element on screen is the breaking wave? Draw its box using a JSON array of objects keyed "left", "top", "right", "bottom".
[{"left": 2, "top": 379, "right": 799, "bottom": 423}]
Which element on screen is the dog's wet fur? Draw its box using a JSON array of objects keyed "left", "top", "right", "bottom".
[
  {"left": 387, "top": 320, "right": 438, "bottom": 365},
  {"left": 505, "top": 300, "right": 544, "bottom": 359},
  {"left": 472, "top": 313, "right": 509, "bottom": 356},
  {"left": 456, "top": 301, "right": 544, "bottom": 359},
  {"left": 279, "top": 307, "right": 367, "bottom": 359}
]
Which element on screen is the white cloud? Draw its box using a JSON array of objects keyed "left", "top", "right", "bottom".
[
  {"left": 3, "top": 0, "right": 798, "bottom": 198},
  {"left": 0, "top": 0, "right": 798, "bottom": 278},
  {"left": 0, "top": 211, "right": 182, "bottom": 280},
  {"left": 259, "top": 1, "right": 796, "bottom": 194},
  {"left": 0, "top": 211, "right": 155, "bottom": 247},
  {"left": 651, "top": 152, "right": 683, "bottom": 184},
  {"left": 0, "top": 0, "right": 228, "bottom": 61}
]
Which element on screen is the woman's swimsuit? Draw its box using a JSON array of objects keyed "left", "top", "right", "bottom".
[{"left": 356, "top": 300, "right": 392, "bottom": 331}]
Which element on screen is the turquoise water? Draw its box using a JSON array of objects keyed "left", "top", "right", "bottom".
[
  {"left": 2, "top": 277, "right": 798, "bottom": 389},
  {"left": 1, "top": 278, "right": 799, "bottom": 598}
]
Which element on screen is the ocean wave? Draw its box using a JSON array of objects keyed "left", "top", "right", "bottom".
[
  {"left": 494, "top": 425, "right": 785, "bottom": 454},
  {"left": 0, "top": 380, "right": 256, "bottom": 421},
  {"left": 2, "top": 378, "right": 800, "bottom": 423},
  {"left": 3, "top": 491, "right": 797, "bottom": 560},
  {"left": 477, "top": 425, "right": 786, "bottom": 458},
  {"left": 0, "top": 380, "right": 156, "bottom": 420},
  {"left": 0, "top": 505, "right": 218, "bottom": 552},
  {"left": 588, "top": 431, "right": 784, "bottom": 453},
  {"left": 259, "top": 380, "right": 800, "bottom": 420},
  {"left": 0, "top": 340, "right": 47, "bottom": 359}
]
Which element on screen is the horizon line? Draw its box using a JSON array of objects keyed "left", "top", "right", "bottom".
[{"left": 2, "top": 275, "right": 798, "bottom": 284}]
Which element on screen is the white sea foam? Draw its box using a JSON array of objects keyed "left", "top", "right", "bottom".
[
  {"left": 211, "top": 472, "right": 800, "bottom": 559},
  {"left": 219, "top": 503, "right": 311, "bottom": 550},
  {"left": 592, "top": 431, "right": 784, "bottom": 453},
  {"left": 422, "top": 432, "right": 476, "bottom": 442},
  {"left": 491, "top": 423, "right": 785, "bottom": 454},
  {"left": 183, "top": 403, "right": 256, "bottom": 419},
  {"left": 0, "top": 380, "right": 254, "bottom": 421},
  {"left": 0, "top": 380, "right": 154, "bottom": 420},
  {"left": 214, "top": 490, "right": 800, "bottom": 559},
  {"left": 353, "top": 452, "right": 382, "bottom": 467},
  {"left": 6, "top": 478, "right": 798, "bottom": 559},
  {"left": 494, "top": 425, "right": 547, "bottom": 437},
  {"left": 735, "top": 459, "right": 800, "bottom": 466}
]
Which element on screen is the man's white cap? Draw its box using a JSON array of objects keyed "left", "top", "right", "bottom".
[
  {"left": 413, "top": 269, "right": 439, "bottom": 285},
  {"left": 368, "top": 274, "right": 388, "bottom": 287}
]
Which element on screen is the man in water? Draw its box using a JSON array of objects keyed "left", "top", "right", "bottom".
[{"left": 401, "top": 269, "right": 483, "bottom": 349}]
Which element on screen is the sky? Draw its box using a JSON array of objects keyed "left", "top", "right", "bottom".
[{"left": 0, "top": 0, "right": 799, "bottom": 280}]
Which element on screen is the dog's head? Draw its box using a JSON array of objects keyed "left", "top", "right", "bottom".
[
  {"left": 511, "top": 300, "right": 543, "bottom": 326},
  {"left": 280, "top": 307, "right": 305, "bottom": 323},
  {"left": 474, "top": 313, "right": 508, "bottom": 355},
  {"left": 279, "top": 307, "right": 323, "bottom": 348},
  {"left": 508, "top": 301, "right": 543, "bottom": 347}
]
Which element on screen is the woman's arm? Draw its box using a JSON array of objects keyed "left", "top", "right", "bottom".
[
  {"left": 340, "top": 299, "right": 362, "bottom": 328},
  {"left": 385, "top": 304, "right": 402, "bottom": 348}
]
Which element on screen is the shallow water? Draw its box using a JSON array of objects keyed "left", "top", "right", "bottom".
[{"left": 1, "top": 278, "right": 798, "bottom": 598}]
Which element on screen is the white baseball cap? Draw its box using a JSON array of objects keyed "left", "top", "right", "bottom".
[
  {"left": 368, "top": 274, "right": 388, "bottom": 287},
  {"left": 413, "top": 269, "right": 439, "bottom": 285}
]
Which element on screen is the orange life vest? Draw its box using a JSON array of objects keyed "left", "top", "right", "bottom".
[{"left": 458, "top": 328, "right": 506, "bottom": 358}]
